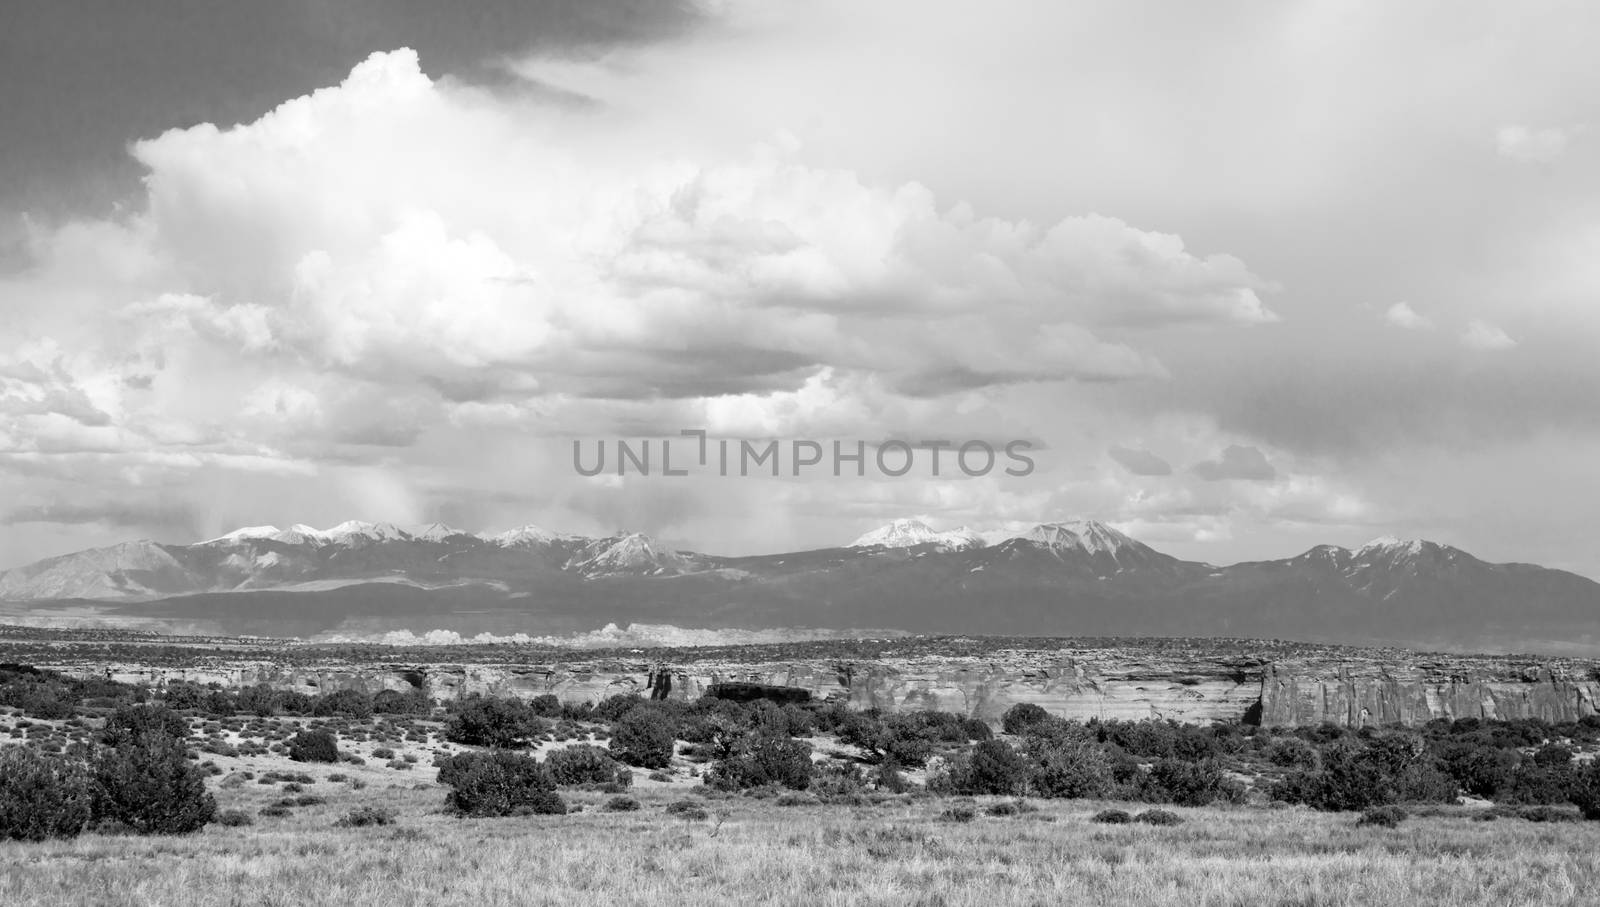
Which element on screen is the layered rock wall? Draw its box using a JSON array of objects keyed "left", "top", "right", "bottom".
[
  {"left": 1258, "top": 659, "right": 1600, "bottom": 727},
  {"left": 46, "top": 648, "right": 1600, "bottom": 727}
]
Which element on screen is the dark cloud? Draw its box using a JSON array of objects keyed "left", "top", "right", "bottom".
[
  {"left": 1191, "top": 445, "right": 1275, "bottom": 481},
  {"left": 1108, "top": 445, "right": 1172, "bottom": 476},
  {"left": 3, "top": 501, "right": 200, "bottom": 537},
  {"left": 332, "top": 424, "right": 425, "bottom": 448},
  {"left": 561, "top": 349, "right": 820, "bottom": 401},
  {"left": 1104, "top": 326, "right": 1600, "bottom": 461}
]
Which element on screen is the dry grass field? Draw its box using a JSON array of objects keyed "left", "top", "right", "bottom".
[
  {"left": 5, "top": 664, "right": 1600, "bottom": 906},
  {"left": 4, "top": 782, "right": 1599, "bottom": 907}
]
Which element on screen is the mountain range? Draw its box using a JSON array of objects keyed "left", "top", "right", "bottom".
[{"left": 1, "top": 518, "right": 1597, "bottom": 654}]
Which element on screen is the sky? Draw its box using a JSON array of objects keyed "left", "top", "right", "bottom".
[{"left": 2, "top": 1, "right": 1599, "bottom": 575}]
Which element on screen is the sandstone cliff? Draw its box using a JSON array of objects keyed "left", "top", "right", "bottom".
[{"left": 35, "top": 640, "right": 1600, "bottom": 728}]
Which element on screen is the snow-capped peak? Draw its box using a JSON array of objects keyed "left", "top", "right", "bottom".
[
  {"left": 411, "top": 522, "right": 468, "bottom": 542},
  {"left": 318, "top": 520, "right": 411, "bottom": 544},
  {"left": 568, "top": 533, "right": 687, "bottom": 575},
  {"left": 200, "top": 526, "right": 283, "bottom": 545},
  {"left": 483, "top": 525, "right": 565, "bottom": 548},
  {"left": 277, "top": 524, "right": 327, "bottom": 545},
  {"left": 245, "top": 521, "right": 411, "bottom": 546},
  {"left": 1021, "top": 520, "right": 1134, "bottom": 555},
  {"left": 201, "top": 524, "right": 333, "bottom": 546},
  {"left": 1356, "top": 536, "right": 1428, "bottom": 557},
  {"left": 849, "top": 518, "right": 983, "bottom": 550}
]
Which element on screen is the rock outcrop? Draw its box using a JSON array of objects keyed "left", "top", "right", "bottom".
[
  {"left": 34, "top": 639, "right": 1600, "bottom": 728},
  {"left": 1258, "top": 657, "right": 1600, "bottom": 726}
]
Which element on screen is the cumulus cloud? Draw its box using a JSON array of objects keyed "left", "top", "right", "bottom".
[
  {"left": 1496, "top": 125, "right": 1578, "bottom": 163},
  {"left": 0, "top": 345, "right": 114, "bottom": 428},
  {"left": 12, "top": 5, "right": 1600, "bottom": 576},
  {"left": 1461, "top": 319, "right": 1517, "bottom": 351},
  {"left": 1191, "top": 445, "right": 1276, "bottom": 482},
  {"left": 109, "top": 50, "right": 1268, "bottom": 405},
  {"left": 0, "top": 46, "right": 1290, "bottom": 568},
  {"left": 1383, "top": 301, "right": 1432, "bottom": 330},
  {"left": 1108, "top": 445, "right": 1173, "bottom": 476}
]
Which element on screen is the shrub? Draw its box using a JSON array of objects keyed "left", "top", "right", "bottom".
[
  {"left": 1438, "top": 743, "right": 1519, "bottom": 799},
  {"left": 1501, "top": 763, "right": 1575, "bottom": 805},
  {"left": 528, "top": 694, "right": 563, "bottom": 717},
  {"left": 312, "top": 689, "right": 373, "bottom": 720},
  {"left": 939, "top": 803, "right": 977, "bottom": 822},
  {"left": 258, "top": 805, "right": 291, "bottom": 818},
  {"left": 91, "top": 735, "right": 217, "bottom": 834},
  {"left": 1569, "top": 760, "right": 1600, "bottom": 820},
  {"left": 335, "top": 806, "right": 397, "bottom": 828},
  {"left": 960, "top": 717, "right": 995, "bottom": 742},
  {"left": 705, "top": 733, "right": 814, "bottom": 791},
  {"left": 1143, "top": 759, "right": 1241, "bottom": 807},
  {"left": 159, "top": 682, "right": 209, "bottom": 712},
  {"left": 442, "top": 751, "right": 564, "bottom": 817},
  {"left": 609, "top": 709, "right": 677, "bottom": 769},
  {"left": 371, "top": 747, "right": 396, "bottom": 760},
  {"left": 545, "top": 745, "right": 622, "bottom": 787},
  {"left": 1025, "top": 737, "right": 1112, "bottom": 799},
  {"left": 1356, "top": 805, "right": 1408, "bottom": 828},
  {"left": 1001, "top": 703, "right": 1050, "bottom": 736},
  {"left": 1518, "top": 805, "right": 1581, "bottom": 823},
  {"left": 434, "top": 752, "right": 473, "bottom": 786},
  {"left": 1091, "top": 808, "right": 1131, "bottom": 824},
  {"left": 809, "top": 762, "right": 867, "bottom": 801},
  {"left": 0, "top": 747, "right": 94, "bottom": 841},
  {"left": 445, "top": 696, "right": 545, "bottom": 749},
  {"left": 100, "top": 704, "right": 188, "bottom": 748},
  {"left": 594, "top": 694, "right": 645, "bottom": 723},
  {"left": 664, "top": 799, "right": 708, "bottom": 820},
  {"left": 1096, "top": 719, "right": 1186, "bottom": 759},
  {"left": 1135, "top": 808, "right": 1183, "bottom": 826},
  {"left": 1533, "top": 744, "right": 1574, "bottom": 767},
  {"left": 874, "top": 760, "right": 910, "bottom": 793},
  {"left": 214, "top": 809, "right": 253, "bottom": 827},
  {"left": 372, "top": 689, "right": 432, "bottom": 716},
  {"left": 604, "top": 796, "right": 641, "bottom": 812},
  {"left": 781, "top": 704, "right": 818, "bottom": 738},
  {"left": 1266, "top": 737, "right": 1319, "bottom": 770},
  {"left": 963, "top": 739, "right": 1029, "bottom": 796},
  {"left": 288, "top": 730, "right": 339, "bottom": 763},
  {"left": 835, "top": 712, "right": 939, "bottom": 768},
  {"left": 236, "top": 684, "right": 278, "bottom": 717},
  {"left": 1274, "top": 737, "right": 1453, "bottom": 811},
  {"left": 880, "top": 732, "right": 935, "bottom": 769}
]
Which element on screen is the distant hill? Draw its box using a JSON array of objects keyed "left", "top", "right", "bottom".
[{"left": 2, "top": 518, "right": 1597, "bottom": 653}]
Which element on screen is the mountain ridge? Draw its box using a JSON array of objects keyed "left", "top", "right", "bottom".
[{"left": 2, "top": 517, "right": 1597, "bottom": 654}]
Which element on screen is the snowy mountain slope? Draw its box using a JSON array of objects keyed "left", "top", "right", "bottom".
[
  {"left": 3, "top": 519, "right": 1598, "bottom": 653},
  {"left": 848, "top": 518, "right": 983, "bottom": 551}
]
